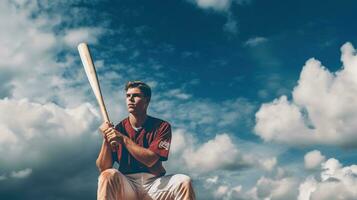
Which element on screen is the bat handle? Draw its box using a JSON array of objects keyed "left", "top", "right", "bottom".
[
  {"left": 110, "top": 141, "right": 119, "bottom": 152},
  {"left": 104, "top": 120, "right": 119, "bottom": 152}
]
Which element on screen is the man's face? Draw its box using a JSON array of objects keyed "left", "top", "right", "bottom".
[{"left": 126, "top": 87, "right": 149, "bottom": 114}]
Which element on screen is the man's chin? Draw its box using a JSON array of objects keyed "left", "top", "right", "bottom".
[{"left": 128, "top": 109, "right": 136, "bottom": 114}]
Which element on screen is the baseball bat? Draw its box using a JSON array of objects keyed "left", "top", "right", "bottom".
[{"left": 77, "top": 43, "right": 118, "bottom": 151}]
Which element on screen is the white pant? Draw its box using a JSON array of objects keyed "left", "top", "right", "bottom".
[{"left": 97, "top": 168, "right": 196, "bottom": 200}]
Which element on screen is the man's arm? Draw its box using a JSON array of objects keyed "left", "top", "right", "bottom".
[
  {"left": 96, "top": 123, "right": 114, "bottom": 172},
  {"left": 105, "top": 127, "right": 160, "bottom": 167}
]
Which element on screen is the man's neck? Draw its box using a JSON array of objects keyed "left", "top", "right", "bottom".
[{"left": 129, "top": 112, "right": 147, "bottom": 128}]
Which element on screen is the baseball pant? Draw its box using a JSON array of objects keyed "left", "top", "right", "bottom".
[{"left": 97, "top": 168, "right": 196, "bottom": 200}]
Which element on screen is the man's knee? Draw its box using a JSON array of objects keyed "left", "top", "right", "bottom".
[
  {"left": 175, "top": 174, "right": 193, "bottom": 187},
  {"left": 173, "top": 174, "right": 195, "bottom": 200},
  {"left": 99, "top": 168, "right": 121, "bottom": 182}
]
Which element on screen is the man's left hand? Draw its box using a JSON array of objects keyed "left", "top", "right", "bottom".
[{"left": 104, "top": 127, "right": 125, "bottom": 145}]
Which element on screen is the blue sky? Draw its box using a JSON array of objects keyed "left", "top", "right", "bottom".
[{"left": 1, "top": 0, "right": 357, "bottom": 199}]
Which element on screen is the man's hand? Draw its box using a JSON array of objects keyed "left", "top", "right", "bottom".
[
  {"left": 104, "top": 127, "right": 125, "bottom": 145},
  {"left": 99, "top": 122, "right": 113, "bottom": 140}
]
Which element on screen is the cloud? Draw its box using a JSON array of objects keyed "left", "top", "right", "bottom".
[
  {"left": 186, "top": 0, "right": 251, "bottom": 34},
  {"left": 304, "top": 150, "right": 326, "bottom": 170},
  {"left": 10, "top": 168, "right": 32, "bottom": 179},
  {"left": 298, "top": 158, "right": 357, "bottom": 200},
  {"left": 169, "top": 130, "right": 248, "bottom": 173},
  {"left": 214, "top": 185, "right": 230, "bottom": 198},
  {"left": 189, "top": 0, "right": 251, "bottom": 12},
  {"left": 0, "top": 97, "right": 101, "bottom": 199},
  {"left": 255, "top": 42, "right": 357, "bottom": 148},
  {"left": 245, "top": 37, "right": 268, "bottom": 47},
  {"left": 63, "top": 27, "right": 104, "bottom": 47},
  {"left": 252, "top": 176, "right": 299, "bottom": 200},
  {"left": 223, "top": 14, "right": 238, "bottom": 34},
  {"left": 0, "top": 98, "right": 98, "bottom": 164},
  {"left": 184, "top": 134, "right": 243, "bottom": 172},
  {"left": 152, "top": 97, "right": 256, "bottom": 136},
  {"left": 260, "top": 157, "right": 277, "bottom": 172},
  {"left": 167, "top": 129, "right": 279, "bottom": 177},
  {"left": 166, "top": 89, "right": 191, "bottom": 100},
  {"left": 0, "top": 175, "right": 7, "bottom": 181},
  {"left": 217, "top": 175, "right": 299, "bottom": 200},
  {"left": 193, "top": 0, "right": 232, "bottom": 11}
]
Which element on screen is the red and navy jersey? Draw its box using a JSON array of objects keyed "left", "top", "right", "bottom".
[{"left": 113, "top": 116, "right": 172, "bottom": 175}]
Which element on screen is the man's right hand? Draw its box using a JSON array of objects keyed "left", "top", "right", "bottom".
[{"left": 99, "top": 121, "right": 114, "bottom": 140}]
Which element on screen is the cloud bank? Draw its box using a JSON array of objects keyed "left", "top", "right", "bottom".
[{"left": 255, "top": 42, "right": 357, "bottom": 148}]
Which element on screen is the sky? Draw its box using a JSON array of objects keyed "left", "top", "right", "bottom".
[{"left": 1, "top": 0, "right": 357, "bottom": 199}]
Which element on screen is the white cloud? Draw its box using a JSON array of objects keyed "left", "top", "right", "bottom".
[
  {"left": 10, "top": 168, "right": 32, "bottom": 179},
  {"left": 167, "top": 129, "right": 279, "bottom": 177},
  {"left": 194, "top": 0, "right": 232, "bottom": 11},
  {"left": 0, "top": 0, "right": 106, "bottom": 107},
  {"left": 0, "top": 98, "right": 98, "bottom": 165},
  {"left": 255, "top": 42, "right": 357, "bottom": 148},
  {"left": 189, "top": 0, "right": 251, "bottom": 12},
  {"left": 168, "top": 131, "right": 248, "bottom": 174},
  {"left": 227, "top": 175, "right": 299, "bottom": 200},
  {"left": 253, "top": 176, "right": 299, "bottom": 200},
  {"left": 185, "top": 134, "right": 241, "bottom": 172},
  {"left": 298, "top": 176, "right": 317, "bottom": 200},
  {"left": 260, "top": 157, "right": 277, "bottom": 172},
  {"left": 63, "top": 27, "right": 104, "bottom": 47},
  {"left": 152, "top": 97, "right": 255, "bottom": 135},
  {"left": 245, "top": 37, "right": 268, "bottom": 47},
  {"left": 0, "top": 174, "right": 7, "bottom": 181},
  {"left": 215, "top": 185, "right": 230, "bottom": 198},
  {"left": 223, "top": 14, "right": 238, "bottom": 34},
  {"left": 304, "top": 150, "right": 325, "bottom": 170},
  {"left": 166, "top": 89, "right": 191, "bottom": 100},
  {"left": 298, "top": 158, "right": 357, "bottom": 200},
  {"left": 206, "top": 176, "right": 219, "bottom": 184}
]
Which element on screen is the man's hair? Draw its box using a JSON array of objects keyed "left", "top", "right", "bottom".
[{"left": 125, "top": 81, "right": 151, "bottom": 102}]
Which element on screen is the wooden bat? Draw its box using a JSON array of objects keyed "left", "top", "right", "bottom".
[{"left": 78, "top": 43, "right": 118, "bottom": 151}]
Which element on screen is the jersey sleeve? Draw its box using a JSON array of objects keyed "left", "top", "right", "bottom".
[{"left": 148, "top": 122, "right": 172, "bottom": 161}]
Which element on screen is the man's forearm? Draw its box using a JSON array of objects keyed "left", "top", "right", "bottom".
[
  {"left": 96, "top": 139, "right": 113, "bottom": 172},
  {"left": 122, "top": 136, "right": 159, "bottom": 167}
]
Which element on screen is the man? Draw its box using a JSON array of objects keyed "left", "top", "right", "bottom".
[{"left": 96, "top": 81, "right": 196, "bottom": 200}]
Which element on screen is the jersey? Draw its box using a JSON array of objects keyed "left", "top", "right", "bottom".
[{"left": 113, "top": 116, "right": 172, "bottom": 176}]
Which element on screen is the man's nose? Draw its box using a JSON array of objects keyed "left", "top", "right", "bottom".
[{"left": 129, "top": 95, "right": 134, "bottom": 101}]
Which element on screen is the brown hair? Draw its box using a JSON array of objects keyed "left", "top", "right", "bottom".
[{"left": 125, "top": 81, "right": 151, "bottom": 102}]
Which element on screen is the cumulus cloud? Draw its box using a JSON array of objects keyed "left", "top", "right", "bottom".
[
  {"left": 167, "top": 129, "right": 279, "bottom": 177},
  {"left": 169, "top": 130, "right": 247, "bottom": 173},
  {"left": 184, "top": 134, "right": 242, "bottom": 172},
  {"left": 259, "top": 157, "right": 277, "bottom": 172},
  {"left": 255, "top": 42, "right": 357, "bottom": 148},
  {"left": 0, "top": 97, "right": 101, "bottom": 199},
  {"left": 298, "top": 158, "right": 357, "bottom": 200},
  {"left": 252, "top": 176, "right": 299, "bottom": 200},
  {"left": 0, "top": 98, "right": 98, "bottom": 165},
  {"left": 10, "top": 168, "right": 32, "bottom": 179},
  {"left": 304, "top": 150, "right": 325, "bottom": 170},
  {"left": 217, "top": 175, "right": 299, "bottom": 200}
]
